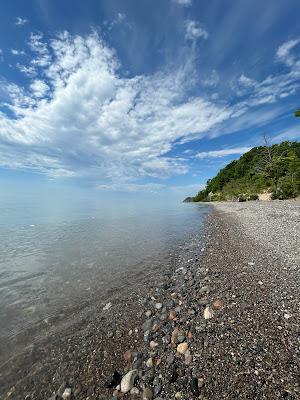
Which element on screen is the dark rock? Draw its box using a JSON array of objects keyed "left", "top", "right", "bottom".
[
  {"left": 104, "top": 371, "right": 122, "bottom": 389},
  {"left": 191, "top": 377, "right": 200, "bottom": 396}
]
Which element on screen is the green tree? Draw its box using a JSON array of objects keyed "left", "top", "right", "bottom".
[{"left": 295, "top": 109, "right": 300, "bottom": 117}]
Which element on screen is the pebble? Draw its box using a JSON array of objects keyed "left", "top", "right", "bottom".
[
  {"left": 62, "top": 388, "right": 71, "bottom": 400},
  {"left": 146, "top": 310, "right": 152, "bottom": 317},
  {"left": 212, "top": 298, "right": 224, "bottom": 309},
  {"left": 120, "top": 370, "right": 138, "bottom": 393},
  {"left": 103, "top": 302, "right": 112, "bottom": 311},
  {"left": 142, "top": 387, "right": 154, "bottom": 400},
  {"left": 177, "top": 342, "right": 189, "bottom": 354},
  {"left": 146, "top": 357, "right": 154, "bottom": 367},
  {"left": 203, "top": 306, "right": 214, "bottom": 320},
  {"left": 124, "top": 350, "right": 133, "bottom": 363},
  {"left": 130, "top": 387, "right": 140, "bottom": 395},
  {"left": 150, "top": 340, "right": 159, "bottom": 349},
  {"left": 191, "top": 378, "right": 200, "bottom": 396},
  {"left": 184, "top": 349, "right": 192, "bottom": 364},
  {"left": 115, "top": 330, "right": 123, "bottom": 338},
  {"left": 169, "top": 310, "right": 177, "bottom": 320},
  {"left": 155, "top": 303, "right": 163, "bottom": 310}
]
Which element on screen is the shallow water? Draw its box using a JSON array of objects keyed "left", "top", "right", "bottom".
[{"left": 0, "top": 195, "right": 210, "bottom": 364}]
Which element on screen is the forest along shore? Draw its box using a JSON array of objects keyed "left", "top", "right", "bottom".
[{"left": 1, "top": 201, "right": 300, "bottom": 400}]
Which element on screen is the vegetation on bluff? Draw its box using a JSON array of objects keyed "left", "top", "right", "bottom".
[{"left": 189, "top": 140, "right": 300, "bottom": 202}]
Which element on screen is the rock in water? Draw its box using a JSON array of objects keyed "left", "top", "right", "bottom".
[
  {"left": 120, "top": 370, "right": 138, "bottom": 393},
  {"left": 203, "top": 306, "right": 214, "bottom": 320}
]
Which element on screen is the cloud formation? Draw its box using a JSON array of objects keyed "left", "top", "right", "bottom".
[
  {"left": 196, "top": 147, "right": 252, "bottom": 159},
  {"left": 185, "top": 20, "right": 208, "bottom": 41},
  {"left": 0, "top": 32, "right": 300, "bottom": 188},
  {"left": 0, "top": 31, "right": 232, "bottom": 183},
  {"left": 15, "top": 17, "right": 28, "bottom": 26},
  {"left": 173, "top": 0, "right": 192, "bottom": 6},
  {"left": 11, "top": 49, "right": 26, "bottom": 56}
]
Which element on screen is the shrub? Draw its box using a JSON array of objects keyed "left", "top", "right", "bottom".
[{"left": 249, "top": 194, "right": 259, "bottom": 201}]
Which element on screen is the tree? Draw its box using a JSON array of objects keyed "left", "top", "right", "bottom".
[{"left": 295, "top": 109, "right": 300, "bottom": 117}]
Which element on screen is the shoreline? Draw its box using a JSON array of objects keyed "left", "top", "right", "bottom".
[{"left": 2, "top": 201, "right": 300, "bottom": 399}]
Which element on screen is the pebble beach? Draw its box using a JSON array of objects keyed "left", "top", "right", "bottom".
[{"left": 1, "top": 200, "right": 300, "bottom": 400}]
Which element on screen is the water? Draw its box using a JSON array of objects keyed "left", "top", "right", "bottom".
[{"left": 0, "top": 194, "right": 210, "bottom": 365}]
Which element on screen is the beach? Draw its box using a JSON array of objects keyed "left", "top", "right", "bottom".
[{"left": 1, "top": 200, "right": 300, "bottom": 400}]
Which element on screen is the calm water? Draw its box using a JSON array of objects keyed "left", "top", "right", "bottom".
[{"left": 0, "top": 195, "right": 210, "bottom": 364}]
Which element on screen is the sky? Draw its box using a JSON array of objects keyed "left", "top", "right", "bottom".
[{"left": 0, "top": 0, "right": 300, "bottom": 199}]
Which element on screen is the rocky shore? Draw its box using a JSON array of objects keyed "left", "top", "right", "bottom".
[{"left": 1, "top": 201, "right": 300, "bottom": 400}]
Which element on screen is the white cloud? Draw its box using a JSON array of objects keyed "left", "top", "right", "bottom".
[
  {"left": 233, "top": 38, "right": 300, "bottom": 106},
  {"left": 276, "top": 39, "right": 300, "bottom": 66},
  {"left": 97, "top": 182, "right": 164, "bottom": 192},
  {"left": 30, "top": 80, "right": 49, "bottom": 98},
  {"left": 11, "top": 49, "right": 26, "bottom": 56},
  {"left": 1, "top": 32, "right": 300, "bottom": 186},
  {"left": 201, "top": 70, "right": 219, "bottom": 87},
  {"left": 0, "top": 31, "right": 233, "bottom": 182},
  {"left": 272, "top": 126, "right": 300, "bottom": 142},
  {"left": 185, "top": 20, "right": 208, "bottom": 41},
  {"left": 173, "top": 0, "right": 192, "bottom": 6},
  {"left": 196, "top": 147, "right": 252, "bottom": 159},
  {"left": 15, "top": 17, "right": 28, "bottom": 26}
]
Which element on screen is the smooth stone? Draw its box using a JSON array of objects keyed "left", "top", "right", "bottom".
[
  {"left": 177, "top": 342, "right": 189, "bottom": 354},
  {"left": 150, "top": 340, "right": 159, "bottom": 349},
  {"left": 203, "top": 306, "right": 214, "bottom": 320},
  {"left": 198, "top": 377, "right": 205, "bottom": 388},
  {"left": 184, "top": 349, "right": 192, "bottom": 365},
  {"left": 191, "top": 378, "right": 200, "bottom": 396},
  {"left": 169, "top": 310, "right": 177, "bottom": 320},
  {"left": 132, "top": 352, "right": 144, "bottom": 369},
  {"left": 103, "top": 302, "right": 112, "bottom": 311},
  {"left": 130, "top": 387, "right": 140, "bottom": 395},
  {"left": 62, "top": 388, "right": 71, "bottom": 400},
  {"left": 146, "top": 310, "right": 152, "bottom": 317},
  {"left": 167, "top": 353, "right": 175, "bottom": 365},
  {"left": 177, "top": 334, "right": 186, "bottom": 343},
  {"left": 120, "top": 370, "right": 138, "bottom": 393},
  {"left": 146, "top": 357, "right": 154, "bottom": 368},
  {"left": 124, "top": 350, "right": 133, "bottom": 363},
  {"left": 155, "top": 303, "right": 162, "bottom": 310}
]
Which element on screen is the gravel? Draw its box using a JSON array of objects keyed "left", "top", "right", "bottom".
[{"left": 1, "top": 200, "right": 299, "bottom": 399}]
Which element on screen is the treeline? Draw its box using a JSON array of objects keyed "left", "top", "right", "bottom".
[{"left": 188, "top": 140, "right": 300, "bottom": 202}]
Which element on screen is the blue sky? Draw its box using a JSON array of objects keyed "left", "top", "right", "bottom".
[{"left": 0, "top": 0, "right": 300, "bottom": 198}]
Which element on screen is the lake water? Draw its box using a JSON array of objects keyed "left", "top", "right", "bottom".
[{"left": 0, "top": 195, "right": 210, "bottom": 365}]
